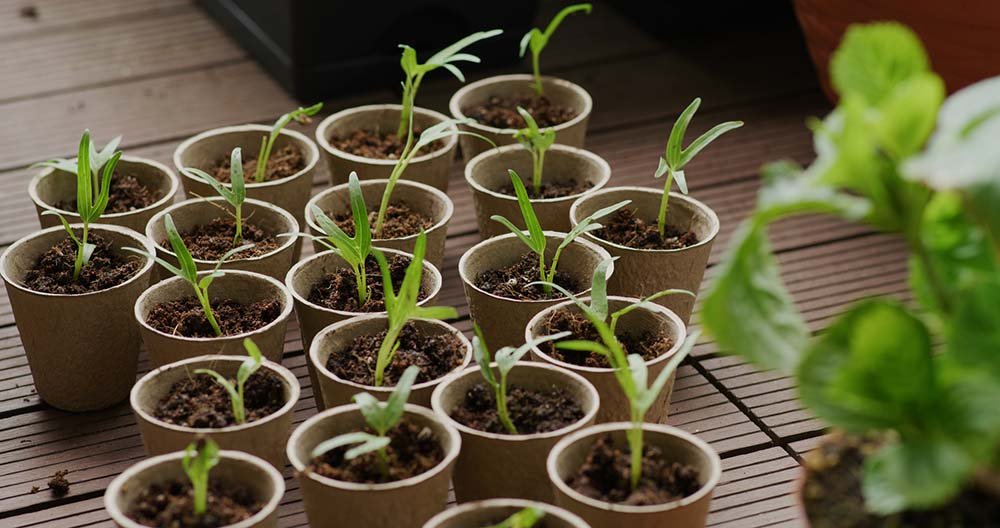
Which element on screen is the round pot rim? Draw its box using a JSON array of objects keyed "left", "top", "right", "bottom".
[
  {"left": 526, "top": 295, "right": 686, "bottom": 374},
  {"left": 547, "top": 421, "right": 722, "bottom": 514},
  {"left": 0, "top": 223, "right": 156, "bottom": 298},
  {"left": 134, "top": 269, "right": 294, "bottom": 343},
  {"left": 430, "top": 362, "right": 600, "bottom": 442},
  {"left": 28, "top": 155, "right": 180, "bottom": 219},
  {"left": 570, "top": 186, "right": 721, "bottom": 253},
  {"left": 449, "top": 74, "right": 593, "bottom": 135},
  {"left": 286, "top": 402, "right": 462, "bottom": 491},
  {"left": 145, "top": 196, "right": 300, "bottom": 264},
  {"left": 130, "top": 354, "right": 301, "bottom": 434},
  {"left": 314, "top": 104, "right": 457, "bottom": 166},
  {"left": 284, "top": 248, "right": 442, "bottom": 317},
  {"left": 104, "top": 448, "right": 284, "bottom": 528},
  {"left": 465, "top": 144, "right": 612, "bottom": 205},
  {"left": 173, "top": 124, "right": 320, "bottom": 189},
  {"left": 304, "top": 178, "right": 454, "bottom": 244},
  {"left": 309, "top": 314, "right": 472, "bottom": 396},
  {"left": 423, "top": 498, "right": 590, "bottom": 527}
]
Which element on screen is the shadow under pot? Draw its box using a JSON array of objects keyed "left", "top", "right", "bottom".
[
  {"left": 527, "top": 296, "right": 686, "bottom": 424},
  {"left": 458, "top": 231, "right": 611, "bottom": 350},
  {"left": 466, "top": 144, "right": 611, "bottom": 239},
  {"left": 315, "top": 104, "right": 458, "bottom": 191},
  {"left": 449, "top": 74, "right": 593, "bottom": 163},
  {"left": 130, "top": 354, "right": 301, "bottom": 468},
  {"left": 29, "top": 156, "right": 179, "bottom": 235},
  {"left": 423, "top": 498, "right": 590, "bottom": 528},
  {"left": 105, "top": 449, "right": 284, "bottom": 528},
  {"left": 570, "top": 187, "right": 720, "bottom": 325},
  {"left": 0, "top": 224, "right": 156, "bottom": 411},
  {"left": 547, "top": 423, "right": 722, "bottom": 528},
  {"left": 287, "top": 403, "right": 461, "bottom": 528},
  {"left": 430, "top": 363, "right": 599, "bottom": 504},
  {"left": 310, "top": 315, "right": 471, "bottom": 410},
  {"left": 305, "top": 178, "right": 453, "bottom": 269},
  {"left": 134, "top": 269, "right": 294, "bottom": 368},
  {"left": 146, "top": 197, "right": 298, "bottom": 283}
]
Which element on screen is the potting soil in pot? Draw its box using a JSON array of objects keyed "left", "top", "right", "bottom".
[
  {"left": 146, "top": 297, "right": 281, "bottom": 337},
  {"left": 328, "top": 128, "right": 443, "bottom": 159},
  {"left": 308, "top": 418, "right": 444, "bottom": 483},
  {"left": 463, "top": 95, "right": 576, "bottom": 128},
  {"left": 209, "top": 144, "right": 305, "bottom": 182},
  {"left": 331, "top": 203, "right": 433, "bottom": 240},
  {"left": 496, "top": 178, "right": 593, "bottom": 200},
  {"left": 538, "top": 309, "right": 673, "bottom": 368},
  {"left": 128, "top": 478, "right": 264, "bottom": 527},
  {"left": 23, "top": 233, "right": 141, "bottom": 294},
  {"left": 596, "top": 209, "right": 698, "bottom": 250},
  {"left": 326, "top": 322, "right": 464, "bottom": 386},
  {"left": 54, "top": 172, "right": 161, "bottom": 213},
  {"left": 450, "top": 383, "right": 584, "bottom": 434},
  {"left": 153, "top": 371, "right": 286, "bottom": 428},
  {"left": 474, "top": 253, "right": 582, "bottom": 301},
  {"left": 172, "top": 218, "right": 280, "bottom": 260},
  {"left": 307, "top": 254, "right": 426, "bottom": 312}
]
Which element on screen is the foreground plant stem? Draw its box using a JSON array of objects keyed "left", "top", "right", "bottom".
[
  {"left": 73, "top": 225, "right": 89, "bottom": 281},
  {"left": 195, "top": 283, "right": 222, "bottom": 336},
  {"left": 657, "top": 170, "right": 675, "bottom": 237},
  {"left": 496, "top": 368, "right": 517, "bottom": 434}
]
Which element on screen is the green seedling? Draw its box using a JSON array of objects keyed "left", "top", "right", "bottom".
[
  {"left": 486, "top": 506, "right": 546, "bottom": 528},
  {"left": 183, "top": 147, "right": 248, "bottom": 245},
  {"left": 305, "top": 172, "right": 372, "bottom": 305},
  {"left": 519, "top": 3, "right": 592, "bottom": 96},
  {"left": 253, "top": 103, "right": 322, "bottom": 182},
  {"left": 181, "top": 438, "right": 220, "bottom": 516},
  {"left": 194, "top": 338, "right": 264, "bottom": 424},
  {"left": 512, "top": 107, "right": 556, "bottom": 195}
]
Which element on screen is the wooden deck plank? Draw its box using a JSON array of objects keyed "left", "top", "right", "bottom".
[{"left": 0, "top": 0, "right": 185, "bottom": 38}]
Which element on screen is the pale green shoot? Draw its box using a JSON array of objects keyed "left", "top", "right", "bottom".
[
  {"left": 512, "top": 107, "right": 556, "bottom": 195},
  {"left": 194, "top": 338, "right": 264, "bottom": 424},
  {"left": 519, "top": 3, "right": 593, "bottom": 96},
  {"left": 183, "top": 147, "right": 248, "bottom": 245},
  {"left": 181, "top": 438, "right": 220, "bottom": 516},
  {"left": 254, "top": 103, "right": 322, "bottom": 182},
  {"left": 486, "top": 506, "right": 546, "bottom": 528},
  {"left": 306, "top": 172, "right": 372, "bottom": 304}
]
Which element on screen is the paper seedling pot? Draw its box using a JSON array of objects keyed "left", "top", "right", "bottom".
[{"left": 423, "top": 498, "right": 590, "bottom": 528}]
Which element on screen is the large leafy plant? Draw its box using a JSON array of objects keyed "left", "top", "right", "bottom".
[
  {"left": 519, "top": 3, "right": 592, "bottom": 96},
  {"left": 183, "top": 148, "right": 248, "bottom": 245}
]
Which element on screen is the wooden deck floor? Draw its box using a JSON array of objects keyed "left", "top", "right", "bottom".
[{"left": 0, "top": 2, "right": 908, "bottom": 526}]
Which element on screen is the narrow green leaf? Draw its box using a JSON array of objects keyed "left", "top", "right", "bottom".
[{"left": 677, "top": 120, "right": 743, "bottom": 168}]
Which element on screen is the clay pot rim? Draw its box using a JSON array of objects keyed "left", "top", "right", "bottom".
[
  {"left": 465, "top": 144, "right": 612, "bottom": 204},
  {"left": 286, "top": 402, "right": 462, "bottom": 491},
  {"left": 145, "top": 196, "right": 300, "bottom": 264},
  {"left": 310, "top": 314, "right": 473, "bottom": 396},
  {"left": 130, "top": 354, "right": 301, "bottom": 434},
  {"left": 104, "top": 448, "right": 284, "bottom": 528},
  {"left": 304, "top": 178, "right": 454, "bottom": 244},
  {"left": 547, "top": 421, "right": 723, "bottom": 514},
  {"left": 0, "top": 223, "right": 156, "bottom": 298},
  {"left": 449, "top": 74, "right": 593, "bottom": 135},
  {"left": 173, "top": 124, "right": 320, "bottom": 189},
  {"left": 314, "top": 104, "right": 457, "bottom": 166},
  {"left": 430, "top": 362, "right": 600, "bottom": 442},
  {"left": 423, "top": 498, "right": 590, "bottom": 528},
  {"left": 28, "top": 156, "right": 180, "bottom": 220},
  {"left": 526, "top": 295, "right": 686, "bottom": 374},
  {"left": 134, "top": 269, "right": 294, "bottom": 343},
  {"left": 570, "top": 186, "right": 721, "bottom": 254}
]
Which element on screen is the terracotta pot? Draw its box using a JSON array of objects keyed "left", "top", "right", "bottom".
[
  {"left": 0, "top": 224, "right": 156, "bottom": 411},
  {"left": 134, "top": 270, "right": 293, "bottom": 368},
  {"left": 130, "top": 355, "right": 301, "bottom": 468},
  {"left": 449, "top": 74, "right": 592, "bottom": 163},
  {"left": 146, "top": 197, "right": 298, "bottom": 282},
  {"left": 287, "top": 403, "right": 461, "bottom": 528},
  {"left": 315, "top": 104, "right": 458, "bottom": 191},
  {"left": 105, "top": 449, "right": 284, "bottom": 528},
  {"left": 526, "top": 296, "right": 686, "bottom": 424},
  {"left": 431, "top": 363, "right": 599, "bottom": 503},
  {"left": 459, "top": 231, "right": 611, "bottom": 350},
  {"left": 423, "top": 498, "right": 590, "bottom": 528},
  {"left": 570, "top": 187, "right": 719, "bottom": 325},
  {"left": 547, "top": 423, "right": 722, "bottom": 528},
  {"left": 30, "top": 156, "right": 179, "bottom": 234},
  {"left": 466, "top": 144, "right": 611, "bottom": 238},
  {"left": 305, "top": 178, "right": 453, "bottom": 268},
  {"left": 310, "top": 315, "right": 471, "bottom": 410}
]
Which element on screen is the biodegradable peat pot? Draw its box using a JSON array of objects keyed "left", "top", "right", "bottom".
[
  {"left": 30, "top": 157, "right": 179, "bottom": 234},
  {"left": 459, "top": 231, "right": 611, "bottom": 350},
  {"left": 527, "top": 297, "right": 686, "bottom": 424},
  {"left": 105, "top": 449, "right": 283, "bottom": 528},
  {"left": 449, "top": 74, "right": 593, "bottom": 163},
  {"left": 315, "top": 104, "right": 458, "bottom": 191},
  {"left": 431, "top": 363, "right": 599, "bottom": 503},
  {"left": 305, "top": 178, "right": 453, "bottom": 268},
  {"left": 135, "top": 270, "right": 293, "bottom": 368},
  {"left": 310, "top": 315, "right": 471, "bottom": 410},
  {"left": 288, "top": 403, "right": 461, "bottom": 528},
  {"left": 0, "top": 224, "right": 155, "bottom": 411},
  {"left": 548, "top": 423, "right": 722, "bottom": 528},
  {"left": 423, "top": 498, "right": 590, "bottom": 528},
  {"left": 131, "top": 355, "right": 301, "bottom": 468},
  {"left": 466, "top": 144, "right": 611, "bottom": 238},
  {"left": 570, "top": 187, "right": 719, "bottom": 324}
]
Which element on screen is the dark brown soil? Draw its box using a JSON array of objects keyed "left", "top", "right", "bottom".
[
  {"left": 209, "top": 144, "right": 305, "bottom": 183},
  {"left": 146, "top": 297, "right": 281, "bottom": 338},
  {"left": 497, "top": 178, "right": 593, "bottom": 199},
  {"left": 464, "top": 95, "right": 577, "bottom": 129},
  {"left": 474, "top": 253, "right": 583, "bottom": 301},
  {"left": 307, "top": 254, "right": 426, "bottom": 312},
  {"left": 538, "top": 309, "right": 674, "bottom": 368},
  {"left": 596, "top": 209, "right": 698, "bottom": 250},
  {"left": 308, "top": 418, "right": 444, "bottom": 483},
  {"left": 23, "top": 232, "right": 141, "bottom": 294},
  {"left": 171, "top": 217, "right": 281, "bottom": 260},
  {"left": 331, "top": 202, "right": 433, "bottom": 240},
  {"left": 326, "top": 322, "right": 465, "bottom": 386},
  {"left": 127, "top": 478, "right": 264, "bottom": 528},
  {"left": 450, "top": 383, "right": 584, "bottom": 434},
  {"left": 153, "top": 371, "right": 286, "bottom": 428},
  {"left": 567, "top": 434, "right": 702, "bottom": 506},
  {"left": 54, "top": 173, "right": 161, "bottom": 213},
  {"left": 47, "top": 470, "right": 70, "bottom": 497},
  {"left": 329, "top": 129, "right": 443, "bottom": 160}
]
